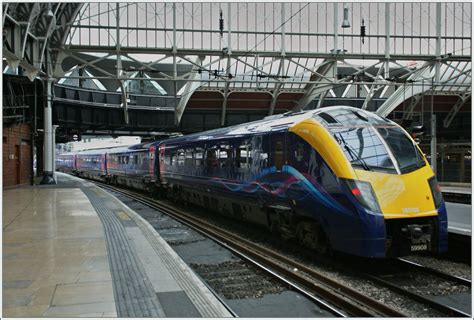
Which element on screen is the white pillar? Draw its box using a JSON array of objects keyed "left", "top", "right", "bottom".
[
  {"left": 41, "top": 78, "right": 56, "bottom": 184},
  {"left": 52, "top": 125, "right": 58, "bottom": 181}
]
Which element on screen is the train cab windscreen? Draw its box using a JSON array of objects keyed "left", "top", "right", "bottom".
[
  {"left": 315, "top": 109, "right": 426, "bottom": 174},
  {"left": 377, "top": 127, "right": 426, "bottom": 173}
]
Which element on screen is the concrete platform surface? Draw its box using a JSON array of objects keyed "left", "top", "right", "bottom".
[
  {"left": 440, "top": 182, "right": 472, "bottom": 194},
  {"left": 446, "top": 202, "right": 472, "bottom": 236},
  {"left": 3, "top": 173, "right": 232, "bottom": 318},
  {"left": 3, "top": 186, "right": 116, "bottom": 317},
  {"left": 441, "top": 185, "right": 471, "bottom": 195}
]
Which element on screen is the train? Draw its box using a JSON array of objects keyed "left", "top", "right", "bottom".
[{"left": 57, "top": 106, "right": 447, "bottom": 258}]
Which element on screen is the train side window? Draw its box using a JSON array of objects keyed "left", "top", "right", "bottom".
[
  {"left": 194, "top": 148, "right": 204, "bottom": 166},
  {"left": 165, "top": 153, "right": 171, "bottom": 165},
  {"left": 171, "top": 152, "right": 177, "bottom": 166},
  {"left": 274, "top": 141, "right": 284, "bottom": 170},
  {"left": 134, "top": 155, "right": 138, "bottom": 164},
  {"left": 177, "top": 150, "right": 185, "bottom": 166},
  {"left": 259, "top": 152, "right": 269, "bottom": 168},
  {"left": 237, "top": 145, "right": 251, "bottom": 169},
  {"left": 295, "top": 143, "right": 304, "bottom": 162},
  {"left": 206, "top": 149, "right": 218, "bottom": 168},
  {"left": 185, "top": 149, "right": 193, "bottom": 166},
  {"left": 219, "top": 145, "right": 232, "bottom": 168}
]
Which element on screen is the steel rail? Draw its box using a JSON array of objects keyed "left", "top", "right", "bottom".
[
  {"left": 95, "top": 182, "right": 406, "bottom": 317},
  {"left": 396, "top": 258, "right": 471, "bottom": 288},
  {"left": 362, "top": 268, "right": 470, "bottom": 318}
]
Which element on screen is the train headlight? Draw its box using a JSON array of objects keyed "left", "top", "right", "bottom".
[
  {"left": 428, "top": 176, "right": 443, "bottom": 208},
  {"left": 343, "top": 179, "right": 381, "bottom": 213}
]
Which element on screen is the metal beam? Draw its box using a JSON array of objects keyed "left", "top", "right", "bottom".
[
  {"left": 362, "top": 62, "right": 385, "bottom": 109},
  {"left": 176, "top": 56, "right": 204, "bottom": 126},
  {"left": 53, "top": 46, "right": 472, "bottom": 62},
  {"left": 402, "top": 94, "right": 422, "bottom": 120},
  {"left": 376, "top": 62, "right": 435, "bottom": 117},
  {"left": 443, "top": 92, "right": 471, "bottom": 128},
  {"left": 295, "top": 59, "right": 336, "bottom": 110}
]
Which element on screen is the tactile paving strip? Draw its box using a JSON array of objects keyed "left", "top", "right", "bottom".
[{"left": 81, "top": 188, "right": 165, "bottom": 317}]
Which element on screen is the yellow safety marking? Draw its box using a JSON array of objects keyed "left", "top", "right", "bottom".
[
  {"left": 289, "top": 118, "right": 357, "bottom": 179},
  {"left": 116, "top": 211, "right": 131, "bottom": 221}
]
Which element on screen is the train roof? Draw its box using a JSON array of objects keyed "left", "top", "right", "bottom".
[
  {"left": 74, "top": 140, "right": 163, "bottom": 156},
  {"left": 163, "top": 106, "right": 394, "bottom": 146},
  {"left": 57, "top": 152, "right": 76, "bottom": 156}
]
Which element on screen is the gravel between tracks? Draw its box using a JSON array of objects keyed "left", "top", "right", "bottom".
[
  {"left": 169, "top": 201, "right": 465, "bottom": 317},
  {"left": 403, "top": 255, "right": 471, "bottom": 280}
]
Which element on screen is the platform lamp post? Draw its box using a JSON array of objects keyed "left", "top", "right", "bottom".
[{"left": 40, "top": 78, "right": 56, "bottom": 184}]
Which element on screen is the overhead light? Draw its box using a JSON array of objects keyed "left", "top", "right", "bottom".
[{"left": 341, "top": 7, "right": 350, "bottom": 28}]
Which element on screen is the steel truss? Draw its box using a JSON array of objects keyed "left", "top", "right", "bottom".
[{"left": 3, "top": 2, "right": 472, "bottom": 126}]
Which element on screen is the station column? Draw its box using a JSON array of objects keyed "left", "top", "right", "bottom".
[{"left": 40, "top": 78, "right": 56, "bottom": 184}]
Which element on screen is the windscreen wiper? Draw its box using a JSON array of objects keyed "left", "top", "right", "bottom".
[{"left": 334, "top": 133, "right": 371, "bottom": 171}]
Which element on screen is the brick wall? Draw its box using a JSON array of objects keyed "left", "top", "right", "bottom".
[{"left": 3, "top": 124, "right": 32, "bottom": 187}]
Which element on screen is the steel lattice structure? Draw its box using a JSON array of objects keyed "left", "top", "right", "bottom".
[{"left": 3, "top": 2, "right": 472, "bottom": 126}]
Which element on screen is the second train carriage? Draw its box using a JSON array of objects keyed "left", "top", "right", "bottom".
[
  {"left": 56, "top": 152, "right": 76, "bottom": 173},
  {"left": 75, "top": 149, "right": 106, "bottom": 180},
  {"left": 106, "top": 141, "right": 160, "bottom": 191}
]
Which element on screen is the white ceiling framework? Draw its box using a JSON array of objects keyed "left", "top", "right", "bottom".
[{"left": 3, "top": 2, "right": 471, "bottom": 126}]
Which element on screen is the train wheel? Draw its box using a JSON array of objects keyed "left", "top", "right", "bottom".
[{"left": 296, "top": 221, "right": 329, "bottom": 255}]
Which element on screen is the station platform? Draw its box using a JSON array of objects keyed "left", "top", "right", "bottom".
[
  {"left": 441, "top": 183, "right": 471, "bottom": 195},
  {"left": 3, "top": 172, "right": 232, "bottom": 318},
  {"left": 446, "top": 202, "right": 472, "bottom": 237}
]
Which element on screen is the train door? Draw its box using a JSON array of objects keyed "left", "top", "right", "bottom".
[
  {"left": 149, "top": 145, "right": 156, "bottom": 181},
  {"left": 158, "top": 144, "right": 166, "bottom": 181},
  {"left": 271, "top": 132, "right": 286, "bottom": 171}
]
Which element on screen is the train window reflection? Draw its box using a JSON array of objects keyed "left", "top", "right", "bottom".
[
  {"left": 206, "top": 149, "right": 218, "bottom": 168},
  {"left": 195, "top": 148, "right": 204, "bottom": 166},
  {"left": 177, "top": 150, "right": 185, "bottom": 166},
  {"left": 185, "top": 149, "right": 193, "bottom": 166},
  {"left": 237, "top": 145, "right": 251, "bottom": 169},
  {"left": 379, "top": 127, "right": 426, "bottom": 173},
  {"left": 334, "top": 127, "right": 396, "bottom": 172}
]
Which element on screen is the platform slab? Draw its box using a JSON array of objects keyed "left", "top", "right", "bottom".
[
  {"left": 446, "top": 202, "right": 472, "bottom": 236},
  {"left": 4, "top": 172, "right": 232, "bottom": 318},
  {"left": 3, "top": 186, "right": 116, "bottom": 318}
]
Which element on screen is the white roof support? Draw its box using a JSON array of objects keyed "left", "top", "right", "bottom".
[
  {"left": 176, "top": 56, "right": 204, "bottom": 126},
  {"left": 295, "top": 59, "right": 336, "bottom": 110},
  {"left": 443, "top": 91, "right": 471, "bottom": 128},
  {"left": 376, "top": 62, "right": 435, "bottom": 117},
  {"left": 402, "top": 94, "right": 422, "bottom": 121},
  {"left": 362, "top": 62, "right": 386, "bottom": 110},
  {"left": 220, "top": 55, "right": 232, "bottom": 126}
]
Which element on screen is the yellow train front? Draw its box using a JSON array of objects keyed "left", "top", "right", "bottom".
[{"left": 291, "top": 107, "right": 447, "bottom": 257}]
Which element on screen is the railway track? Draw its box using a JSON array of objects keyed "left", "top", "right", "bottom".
[
  {"left": 94, "top": 181, "right": 406, "bottom": 317},
  {"left": 396, "top": 258, "right": 471, "bottom": 287},
  {"left": 358, "top": 257, "right": 471, "bottom": 317}
]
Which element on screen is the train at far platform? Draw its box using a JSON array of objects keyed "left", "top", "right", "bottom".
[{"left": 57, "top": 106, "right": 447, "bottom": 258}]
